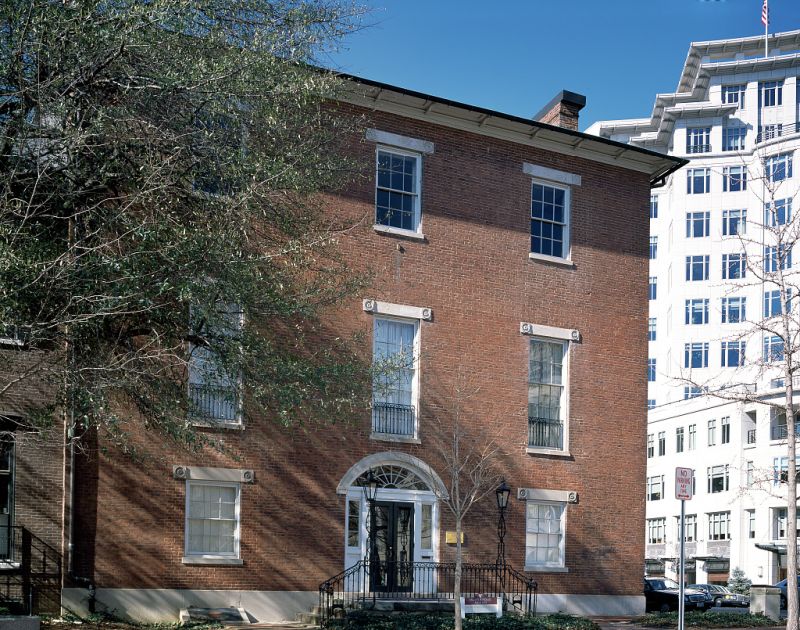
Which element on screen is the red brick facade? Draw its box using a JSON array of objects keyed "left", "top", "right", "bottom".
[{"left": 4, "top": 83, "right": 680, "bottom": 621}]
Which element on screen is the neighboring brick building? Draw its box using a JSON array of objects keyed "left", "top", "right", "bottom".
[{"left": 3, "top": 75, "right": 683, "bottom": 621}]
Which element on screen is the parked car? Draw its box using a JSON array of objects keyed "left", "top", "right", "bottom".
[
  {"left": 644, "top": 577, "right": 712, "bottom": 612},
  {"left": 688, "top": 584, "right": 750, "bottom": 607},
  {"left": 774, "top": 578, "right": 800, "bottom": 608}
]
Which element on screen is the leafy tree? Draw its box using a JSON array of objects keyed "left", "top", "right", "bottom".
[
  {"left": 728, "top": 567, "right": 751, "bottom": 596},
  {"left": 0, "top": 0, "right": 370, "bottom": 450}
]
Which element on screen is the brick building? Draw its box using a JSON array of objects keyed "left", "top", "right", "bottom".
[{"left": 2, "top": 75, "right": 683, "bottom": 621}]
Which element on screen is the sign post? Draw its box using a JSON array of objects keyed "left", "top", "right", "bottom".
[{"left": 675, "top": 467, "right": 693, "bottom": 630}]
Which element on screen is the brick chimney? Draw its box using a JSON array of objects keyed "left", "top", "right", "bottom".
[{"left": 533, "top": 90, "right": 586, "bottom": 132}]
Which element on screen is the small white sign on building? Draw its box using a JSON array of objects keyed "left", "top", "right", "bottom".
[{"left": 675, "top": 467, "right": 693, "bottom": 500}]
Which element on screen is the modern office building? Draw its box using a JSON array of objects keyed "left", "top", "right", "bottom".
[{"left": 588, "top": 30, "right": 800, "bottom": 586}]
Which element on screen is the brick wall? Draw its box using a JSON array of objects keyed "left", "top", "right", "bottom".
[{"left": 79, "top": 103, "right": 651, "bottom": 600}]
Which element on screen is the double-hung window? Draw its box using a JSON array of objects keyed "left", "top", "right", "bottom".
[
  {"left": 648, "top": 318, "right": 656, "bottom": 341},
  {"left": 188, "top": 303, "right": 243, "bottom": 425},
  {"left": 722, "top": 253, "right": 746, "bottom": 279},
  {"left": 686, "top": 127, "right": 711, "bottom": 154},
  {"left": 722, "top": 209, "right": 746, "bottom": 236},
  {"left": 764, "top": 335, "right": 784, "bottom": 363},
  {"left": 676, "top": 427, "right": 684, "bottom": 453},
  {"left": 722, "top": 84, "right": 746, "bottom": 108},
  {"left": 764, "top": 289, "right": 791, "bottom": 317},
  {"left": 721, "top": 340, "right": 746, "bottom": 367},
  {"left": 658, "top": 431, "right": 665, "bottom": 456},
  {"left": 685, "top": 298, "right": 709, "bottom": 325},
  {"left": 722, "top": 297, "right": 746, "bottom": 323},
  {"left": 375, "top": 147, "right": 422, "bottom": 233},
  {"left": 708, "top": 419, "right": 717, "bottom": 446},
  {"left": 649, "top": 276, "right": 657, "bottom": 300},
  {"left": 684, "top": 342, "right": 709, "bottom": 368},
  {"left": 723, "top": 126, "right": 747, "bottom": 152},
  {"left": 647, "top": 475, "right": 664, "bottom": 501},
  {"left": 527, "top": 334, "right": 569, "bottom": 451},
  {"left": 649, "top": 237, "right": 658, "bottom": 259},
  {"left": 759, "top": 80, "right": 783, "bottom": 107},
  {"left": 765, "top": 153, "right": 793, "bottom": 183},
  {"left": 647, "top": 434, "right": 654, "bottom": 458},
  {"left": 185, "top": 481, "right": 241, "bottom": 561},
  {"left": 723, "top": 166, "right": 747, "bottom": 192},
  {"left": 686, "top": 211, "right": 710, "bottom": 238},
  {"left": 650, "top": 195, "right": 659, "bottom": 219},
  {"left": 647, "top": 518, "right": 666, "bottom": 544},
  {"left": 648, "top": 358, "right": 656, "bottom": 382},
  {"left": 530, "top": 182, "right": 569, "bottom": 259},
  {"left": 765, "top": 245, "right": 792, "bottom": 273},
  {"left": 372, "top": 317, "right": 419, "bottom": 438},
  {"left": 687, "top": 168, "right": 710, "bottom": 194},
  {"left": 685, "top": 255, "right": 709, "bottom": 281},
  {"left": 721, "top": 416, "right": 730, "bottom": 444},
  {"left": 680, "top": 514, "right": 697, "bottom": 542},
  {"left": 688, "top": 424, "right": 697, "bottom": 449},
  {"left": 765, "top": 199, "right": 791, "bottom": 226},
  {"left": 525, "top": 500, "right": 565, "bottom": 569},
  {"left": 708, "top": 511, "right": 731, "bottom": 540}
]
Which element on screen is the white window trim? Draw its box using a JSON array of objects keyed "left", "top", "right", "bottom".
[
  {"left": 523, "top": 163, "right": 582, "bottom": 187},
  {"left": 527, "top": 176, "right": 573, "bottom": 265},
  {"left": 183, "top": 479, "right": 242, "bottom": 566},
  {"left": 369, "top": 307, "right": 424, "bottom": 443},
  {"left": 522, "top": 326, "right": 575, "bottom": 456},
  {"left": 373, "top": 145, "right": 424, "bottom": 238},
  {"left": 523, "top": 496, "right": 568, "bottom": 573},
  {"left": 366, "top": 129, "right": 434, "bottom": 154}
]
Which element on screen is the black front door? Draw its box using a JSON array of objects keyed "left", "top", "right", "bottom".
[{"left": 370, "top": 501, "right": 414, "bottom": 593}]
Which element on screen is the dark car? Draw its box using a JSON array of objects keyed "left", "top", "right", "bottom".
[
  {"left": 644, "top": 577, "right": 712, "bottom": 612},
  {"left": 688, "top": 584, "right": 750, "bottom": 608},
  {"left": 774, "top": 578, "right": 800, "bottom": 608}
]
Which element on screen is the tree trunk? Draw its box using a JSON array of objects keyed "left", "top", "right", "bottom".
[
  {"left": 787, "top": 374, "right": 797, "bottom": 630},
  {"left": 454, "top": 515, "right": 463, "bottom": 630}
]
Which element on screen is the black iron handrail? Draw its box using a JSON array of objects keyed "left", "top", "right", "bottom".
[
  {"left": 0, "top": 526, "right": 61, "bottom": 615},
  {"left": 528, "top": 417, "right": 563, "bottom": 449},
  {"left": 371, "top": 402, "right": 415, "bottom": 436},
  {"left": 319, "top": 560, "right": 537, "bottom": 623}
]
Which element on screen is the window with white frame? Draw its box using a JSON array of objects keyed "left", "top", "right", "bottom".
[
  {"left": 723, "top": 126, "right": 747, "bottom": 152},
  {"left": 764, "top": 288, "right": 791, "bottom": 317},
  {"left": 723, "top": 166, "right": 747, "bottom": 192},
  {"left": 708, "top": 419, "right": 717, "bottom": 446},
  {"left": 372, "top": 317, "right": 419, "bottom": 437},
  {"left": 759, "top": 80, "right": 783, "bottom": 107},
  {"left": 685, "top": 255, "right": 709, "bottom": 281},
  {"left": 685, "top": 386, "right": 702, "bottom": 400},
  {"left": 764, "top": 335, "right": 785, "bottom": 363},
  {"left": 375, "top": 147, "right": 422, "bottom": 233},
  {"left": 688, "top": 424, "right": 697, "bottom": 449},
  {"left": 647, "top": 475, "right": 664, "bottom": 501},
  {"left": 647, "top": 433, "right": 654, "bottom": 458},
  {"left": 188, "top": 303, "right": 243, "bottom": 425},
  {"left": 528, "top": 336, "right": 569, "bottom": 450},
  {"left": 525, "top": 501, "right": 565, "bottom": 569},
  {"left": 722, "top": 297, "right": 746, "bottom": 323},
  {"left": 648, "top": 318, "right": 656, "bottom": 342},
  {"left": 649, "top": 236, "right": 658, "bottom": 259},
  {"left": 708, "top": 465, "right": 729, "bottom": 493},
  {"left": 346, "top": 499, "right": 360, "bottom": 548},
  {"left": 686, "top": 211, "right": 710, "bottom": 238},
  {"left": 679, "top": 514, "right": 697, "bottom": 542},
  {"left": 721, "top": 416, "right": 730, "bottom": 444},
  {"left": 686, "top": 127, "right": 711, "bottom": 154},
  {"left": 746, "top": 510, "right": 754, "bottom": 539},
  {"left": 764, "top": 245, "right": 791, "bottom": 273},
  {"left": 772, "top": 456, "right": 800, "bottom": 484},
  {"left": 746, "top": 461, "right": 754, "bottom": 487},
  {"left": 722, "top": 209, "right": 746, "bottom": 236},
  {"left": 687, "top": 168, "right": 710, "bottom": 194},
  {"left": 765, "top": 153, "right": 793, "bottom": 182},
  {"left": 676, "top": 427, "right": 684, "bottom": 453},
  {"left": 684, "top": 342, "right": 709, "bottom": 368},
  {"left": 773, "top": 507, "right": 800, "bottom": 540},
  {"left": 650, "top": 195, "right": 659, "bottom": 219},
  {"left": 648, "top": 358, "right": 656, "bottom": 382},
  {"left": 765, "top": 198, "right": 791, "bottom": 226},
  {"left": 530, "top": 182, "right": 569, "bottom": 259},
  {"left": 722, "top": 253, "right": 746, "bottom": 279},
  {"left": 722, "top": 84, "right": 746, "bottom": 108},
  {"left": 759, "top": 123, "right": 784, "bottom": 142},
  {"left": 708, "top": 511, "right": 731, "bottom": 540},
  {"left": 658, "top": 431, "right": 665, "bottom": 456},
  {"left": 685, "top": 298, "right": 709, "bottom": 325},
  {"left": 649, "top": 276, "right": 657, "bottom": 300},
  {"left": 721, "top": 340, "right": 746, "bottom": 367},
  {"left": 648, "top": 399, "right": 656, "bottom": 410},
  {"left": 185, "top": 481, "right": 240, "bottom": 559},
  {"left": 647, "top": 518, "right": 666, "bottom": 544}
]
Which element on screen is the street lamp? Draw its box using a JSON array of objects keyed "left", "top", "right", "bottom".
[
  {"left": 362, "top": 470, "right": 379, "bottom": 600},
  {"left": 496, "top": 479, "right": 511, "bottom": 567}
]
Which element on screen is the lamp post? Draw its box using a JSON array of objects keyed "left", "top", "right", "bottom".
[
  {"left": 495, "top": 479, "right": 511, "bottom": 567},
  {"left": 363, "top": 470, "right": 379, "bottom": 601}
]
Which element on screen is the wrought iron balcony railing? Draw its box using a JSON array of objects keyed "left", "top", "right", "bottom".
[
  {"left": 686, "top": 144, "right": 712, "bottom": 154},
  {"left": 528, "top": 417, "right": 563, "bottom": 449},
  {"left": 189, "top": 383, "right": 239, "bottom": 423},
  {"left": 770, "top": 423, "right": 800, "bottom": 440},
  {"left": 372, "top": 402, "right": 415, "bottom": 437},
  {"left": 756, "top": 122, "right": 799, "bottom": 144}
]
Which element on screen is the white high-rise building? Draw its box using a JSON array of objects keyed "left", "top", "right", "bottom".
[{"left": 588, "top": 31, "right": 800, "bottom": 588}]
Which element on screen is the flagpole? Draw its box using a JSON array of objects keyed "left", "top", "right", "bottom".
[{"left": 764, "top": 0, "right": 769, "bottom": 58}]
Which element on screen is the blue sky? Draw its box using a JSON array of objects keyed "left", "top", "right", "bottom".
[{"left": 325, "top": 0, "right": 800, "bottom": 130}]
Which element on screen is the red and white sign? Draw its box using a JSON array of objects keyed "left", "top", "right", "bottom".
[{"left": 676, "top": 467, "right": 693, "bottom": 500}]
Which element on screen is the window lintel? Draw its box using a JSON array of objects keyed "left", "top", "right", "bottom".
[
  {"left": 366, "top": 129, "right": 434, "bottom": 154},
  {"left": 364, "top": 299, "right": 432, "bottom": 321},
  {"left": 173, "top": 466, "right": 254, "bottom": 483},
  {"left": 523, "top": 163, "right": 581, "bottom": 187},
  {"left": 520, "top": 322, "right": 580, "bottom": 342}
]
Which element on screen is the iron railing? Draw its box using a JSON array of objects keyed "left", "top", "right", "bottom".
[
  {"left": 0, "top": 526, "right": 61, "bottom": 615},
  {"left": 528, "top": 417, "right": 563, "bottom": 449},
  {"left": 771, "top": 424, "right": 800, "bottom": 440},
  {"left": 371, "top": 403, "right": 415, "bottom": 437},
  {"left": 756, "top": 122, "right": 799, "bottom": 144},
  {"left": 746, "top": 429, "right": 756, "bottom": 445},
  {"left": 189, "top": 383, "right": 239, "bottom": 422},
  {"left": 686, "top": 144, "right": 712, "bottom": 154},
  {"left": 319, "top": 560, "right": 536, "bottom": 623}
]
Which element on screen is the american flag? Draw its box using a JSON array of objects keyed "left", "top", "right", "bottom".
[{"left": 761, "top": 0, "right": 769, "bottom": 27}]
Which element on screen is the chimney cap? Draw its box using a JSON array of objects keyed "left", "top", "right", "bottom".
[{"left": 533, "top": 90, "right": 587, "bottom": 122}]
